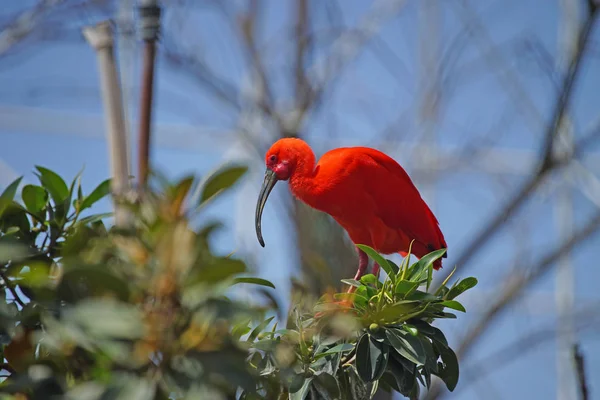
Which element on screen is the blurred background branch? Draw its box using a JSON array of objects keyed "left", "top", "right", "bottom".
[{"left": 1, "top": 0, "right": 600, "bottom": 399}]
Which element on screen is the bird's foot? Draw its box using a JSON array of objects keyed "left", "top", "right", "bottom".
[{"left": 346, "top": 248, "right": 369, "bottom": 293}]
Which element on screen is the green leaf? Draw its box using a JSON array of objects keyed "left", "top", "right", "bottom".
[
  {"left": 359, "top": 274, "right": 379, "bottom": 285},
  {"left": 35, "top": 166, "right": 69, "bottom": 203},
  {"left": 0, "top": 241, "right": 31, "bottom": 263},
  {"left": 386, "top": 259, "right": 400, "bottom": 275},
  {"left": 446, "top": 277, "right": 478, "bottom": 300},
  {"left": 80, "top": 179, "right": 111, "bottom": 211},
  {"left": 232, "top": 277, "right": 275, "bottom": 289},
  {"left": 402, "top": 324, "right": 418, "bottom": 336},
  {"left": 434, "top": 343, "right": 459, "bottom": 391},
  {"left": 58, "top": 266, "right": 130, "bottom": 302},
  {"left": 411, "top": 321, "right": 448, "bottom": 347},
  {"left": 341, "top": 278, "right": 362, "bottom": 288},
  {"left": 406, "top": 290, "right": 439, "bottom": 302},
  {"left": 314, "top": 343, "right": 354, "bottom": 360},
  {"left": 247, "top": 316, "right": 274, "bottom": 342},
  {"left": 78, "top": 212, "right": 112, "bottom": 225},
  {"left": 191, "top": 257, "right": 246, "bottom": 284},
  {"left": 1, "top": 177, "right": 22, "bottom": 202},
  {"left": 231, "top": 320, "right": 251, "bottom": 341},
  {"left": 251, "top": 339, "right": 277, "bottom": 351},
  {"left": 381, "top": 358, "right": 416, "bottom": 397},
  {"left": 373, "top": 300, "right": 421, "bottom": 322},
  {"left": 0, "top": 177, "right": 23, "bottom": 217},
  {"left": 394, "top": 280, "right": 419, "bottom": 297},
  {"left": 199, "top": 165, "right": 248, "bottom": 204},
  {"left": 406, "top": 248, "right": 446, "bottom": 285},
  {"left": 356, "top": 245, "right": 395, "bottom": 282},
  {"left": 285, "top": 373, "right": 307, "bottom": 394},
  {"left": 64, "top": 298, "right": 144, "bottom": 340},
  {"left": 386, "top": 328, "right": 426, "bottom": 366},
  {"left": 64, "top": 167, "right": 83, "bottom": 215},
  {"left": 440, "top": 300, "right": 466, "bottom": 312},
  {"left": 356, "top": 334, "right": 389, "bottom": 383},
  {"left": 289, "top": 377, "right": 313, "bottom": 400},
  {"left": 313, "top": 372, "right": 340, "bottom": 399},
  {"left": 21, "top": 184, "right": 48, "bottom": 214}
]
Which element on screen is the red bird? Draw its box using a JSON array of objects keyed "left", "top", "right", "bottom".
[{"left": 255, "top": 138, "right": 447, "bottom": 285}]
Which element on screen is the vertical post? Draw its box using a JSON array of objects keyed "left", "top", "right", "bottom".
[
  {"left": 417, "top": 0, "right": 439, "bottom": 209},
  {"left": 555, "top": 0, "right": 578, "bottom": 399},
  {"left": 117, "top": 0, "right": 136, "bottom": 175},
  {"left": 137, "top": 0, "right": 161, "bottom": 187},
  {"left": 83, "top": 21, "right": 131, "bottom": 227}
]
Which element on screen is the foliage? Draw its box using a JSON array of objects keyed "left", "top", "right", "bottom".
[
  {"left": 0, "top": 165, "right": 476, "bottom": 400},
  {"left": 243, "top": 244, "right": 476, "bottom": 400}
]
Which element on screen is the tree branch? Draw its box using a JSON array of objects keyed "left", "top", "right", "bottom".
[
  {"left": 0, "top": 269, "right": 25, "bottom": 308},
  {"left": 573, "top": 343, "right": 589, "bottom": 400},
  {"left": 425, "top": 209, "right": 600, "bottom": 400},
  {"left": 433, "top": 5, "right": 599, "bottom": 287}
]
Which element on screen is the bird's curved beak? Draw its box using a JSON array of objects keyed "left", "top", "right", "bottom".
[{"left": 255, "top": 168, "right": 278, "bottom": 247}]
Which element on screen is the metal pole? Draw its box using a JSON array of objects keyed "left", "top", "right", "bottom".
[
  {"left": 82, "top": 21, "right": 131, "bottom": 227},
  {"left": 555, "top": 0, "right": 579, "bottom": 398},
  {"left": 137, "top": 0, "right": 161, "bottom": 187},
  {"left": 417, "top": 0, "right": 439, "bottom": 209}
]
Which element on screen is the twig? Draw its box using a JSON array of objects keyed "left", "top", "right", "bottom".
[
  {"left": 573, "top": 344, "right": 589, "bottom": 400},
  {"left": 239, "top": 0, "right": 282, "bottom": 129},
  {"left": 425, "top": 209, "right": 600, "bottom": 400},
  {"left": 0, "top": 0, "right": 67, "bottom": 58},
  {"left": 433, "top": 5, "right": 599, "bottom": 288},
  {"left": 458, "top": 302, "right": 600, "bottom": 390},
  {"left": 0, "top": 270, "right": 25, "bottom": 308},
  {"left": 294, "top": 0, "right": 312, "bottom": 114}
]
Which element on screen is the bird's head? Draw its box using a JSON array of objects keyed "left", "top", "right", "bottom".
[{"left": 255, "top": 138, "right": 313, "bottom": 247}]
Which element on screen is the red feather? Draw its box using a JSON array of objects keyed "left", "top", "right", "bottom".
[{"left": 267, "top": 138, "right": 447, "bottom": 270}]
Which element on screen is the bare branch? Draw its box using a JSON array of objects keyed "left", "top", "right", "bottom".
[
  {"left": 426, "top": 209, "right": 600, "bottom": 400},
  {"left": 0, "top": 0, "right": 67, "bottom": 57},
  {"left": 238, "top": 0, "right": 282, "bottom": 129},
  {"left": 294, "top": 0, "right": 311, "bottom": 113},
  {"left": 457, "top": 302, "right": 600, "bottom": 391},
  {"left": 162, "top": 43, "right": 242, "bottom": 112},
  {"left": 573, "top": 343, "right": 589, "bottom": 400},
  {"left": 434, "top": 6, "right": 599, "bottom": 286}
]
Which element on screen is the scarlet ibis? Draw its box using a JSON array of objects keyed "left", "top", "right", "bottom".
[{"left": 255, "top": 138, "right": 447, "bottom": 286}]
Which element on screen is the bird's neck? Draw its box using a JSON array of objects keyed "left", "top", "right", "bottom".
[{"left": 289, "top": 151, "right": 320, "bottom": 207}]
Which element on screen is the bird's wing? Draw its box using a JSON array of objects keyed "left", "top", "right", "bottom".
[{"left": 354, "top": 147, "right": 447, "bottom": 253}]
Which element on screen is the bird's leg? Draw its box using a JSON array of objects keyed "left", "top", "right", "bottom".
[
  {"left": 372, "top": 263, "right": 380, "bottom": 278},
  {"left": 347, "top": 248, "right": 369, "bottom": 293}
]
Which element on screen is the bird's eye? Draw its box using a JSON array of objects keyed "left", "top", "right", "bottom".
[{"left": 269, "top": 155, "right": 277, "bottom": 162}]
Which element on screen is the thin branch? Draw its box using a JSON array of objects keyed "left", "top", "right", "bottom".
[
  {"left": 162, "top": 43, "right": 242, "bottom": 112},
  {"left": 294, "top": 0, "right": 310, "bottom": 112},
  {"left": 426, "top": 209, "right": 600, "bottom": 400},
  {"left": 450, "top": 0, "right": 544, "bottom": 132},
  {"left": 539, "top": 5, "right": 598, "bottom": 169},
  {"left": 458, "top": 302, "right": 600, "bottom": 390},
  {"left": 238, "top": 0, "right": 281, "bottom": 127},
  {"left": 0, "top": 269, "right": 25, "bottom": 308},
  {"left": 433, "top": 6, "right": 599, "bottom": 287},
  {"left": 573, "top": 343, "right": 589, "bottom": 400},
  {"left": 0, "top": 0, "right": 67, "bottom": 57}
]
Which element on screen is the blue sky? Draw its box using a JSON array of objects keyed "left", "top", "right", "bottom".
[{"left": 1, "top": 0, "right": 600, "bottom": 399}]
